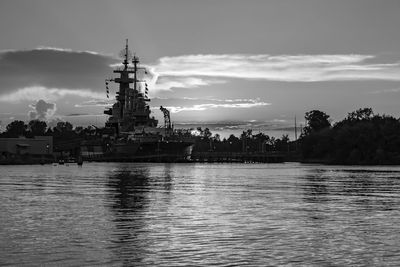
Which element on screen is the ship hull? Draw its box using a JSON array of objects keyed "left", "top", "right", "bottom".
[
  {"left": 83, "top": 140, "right": 194, "bottom": 162},
  {"left": 136, "top": 141, "right": 193, "bottom": 161}
]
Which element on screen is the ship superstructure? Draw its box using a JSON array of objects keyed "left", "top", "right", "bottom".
[{"left": 104, "top": 40, "right": 157, "bottom": 133}]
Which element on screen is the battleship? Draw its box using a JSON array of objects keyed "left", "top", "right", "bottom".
[{"left": 83, "top": 40, "right": 194, "bottom": 162}]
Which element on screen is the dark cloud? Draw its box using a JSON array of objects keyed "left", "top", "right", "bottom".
[
  {"left": 0, "top": 48, "right": 118, "bottom": 94},
  {"left": 28, "top": 99, "right": 56, "bottom": 120}
]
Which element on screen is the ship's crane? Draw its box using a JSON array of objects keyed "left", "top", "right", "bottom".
[{"left": 160, "top": 106, "right": 171, "bottom": 130}]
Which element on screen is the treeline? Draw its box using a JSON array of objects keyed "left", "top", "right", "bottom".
[
  {"left": 192, "top": 128, "right": 292, "bottom": 153},
  {"left": 300, "top": 108, "right": 400, "bottom": 164},
  {"left": 1, "top": 120, "right": 294, "bottom": 154},
  {"left": 0, "top": 120, "right": 110, "bottom": 141}
]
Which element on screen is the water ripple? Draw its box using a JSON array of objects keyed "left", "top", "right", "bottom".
[{"left": 1, "top": 163, "right": 400, "bottom": 266}]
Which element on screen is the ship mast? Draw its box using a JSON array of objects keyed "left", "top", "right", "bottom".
[{"left": 123, "top": 39, "right": 129, "bottom": 70}]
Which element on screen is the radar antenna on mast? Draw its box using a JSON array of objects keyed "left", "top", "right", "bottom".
[{"left": 119, "top": 39, "right": 133, "bottom": 69}]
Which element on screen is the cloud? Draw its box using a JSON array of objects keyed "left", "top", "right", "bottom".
[
  {"left": 28, "top": 99, "right": 57, "bottom": 120},
  {"left": 1, "top": 47, "right": 399, "bottom": 102},
  {"left": 74, "top": 99, "right": 114, "bottom": 107},
  {"left": 139, "top": 66, "right": 227, "bottom": 93},
  {"left": 159, "top": 98, "right": 270, "bottom": 113},
  {"left": 151, "top": 96, "right": 268, "bottom": 106},
  {"left": 272, "top": 119, "right": 287, "bottom": 123},
  {"left": 151, "top": 76, "right": 227, "bottom": 91},
  {"left": 148, "top": 54, "right": 400, "bottom": 85}
]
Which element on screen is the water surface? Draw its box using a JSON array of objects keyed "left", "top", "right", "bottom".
[{"left": 1, "top": 163, "right": 400, "bottom": 266}]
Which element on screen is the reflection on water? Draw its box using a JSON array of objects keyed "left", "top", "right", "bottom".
[
  {"left": 1, "top": 163, "right": 400, "bottom": 266},
  {"left": 107, "top": 168, "right": 152, "bottom": 265},
  {"left": 108, "top": 168, "right": 150, "bottom": 213}
]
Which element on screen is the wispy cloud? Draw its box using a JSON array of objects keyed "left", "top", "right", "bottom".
[
  {"left": 35, "top": 46, "right": 102, "bottom": 55},
  {"left": 148, "top": 54, "right": 400, "bottom": 88},
  {"left": 369, "top": 88, "right": 400, "bottom": 94},
  {"left": 158, "top": 98, "right": 270, "bottom": 113},
  {"left": 0, "top": 86, "right": 105, "bottom": 102},
  {"left": 74, "top": 99, "right": 114, "bottom": 107},
  {"left": 151, "top": 76, "right": 226, "bottom": 91}
]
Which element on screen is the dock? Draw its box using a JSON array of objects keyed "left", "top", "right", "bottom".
[
  {"left": 191, "top": 151, "right": 286, "bottom": 163},
  {"left": 82, "top": 151, "right": 286, "bottom": 163}
]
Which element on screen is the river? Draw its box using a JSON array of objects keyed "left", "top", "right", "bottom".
[{"left": 1, "top": 163, "right": 400, "bottom": 266}]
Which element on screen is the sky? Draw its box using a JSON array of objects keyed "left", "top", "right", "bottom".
[{"left": 0, "top": 0, "right": 400, "bottom": 138}]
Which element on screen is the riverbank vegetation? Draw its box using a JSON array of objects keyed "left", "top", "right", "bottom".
[
  {"left": 300, "top": 108, "right": 400, "bottom": 164},
  {"left": 0, "top": 120, "right": 293, "bottom": 154}
]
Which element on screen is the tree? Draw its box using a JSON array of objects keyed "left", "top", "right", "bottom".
[
  {"left": 196, "top": 127, "right": 203, "bottom": 136},
  {"left": 213, "top": 133, "right": 221, "bottom": 142},
  {"left": 303, "top": 110, "right": 331, "bottom": 136},
  {"left": 203, "top": 128, "right": 212, "bottom": 139},
  {"left": 28, "top": 120, "right": 47, "bottom": 136},
  {"left": 347, "top": 107, "right": 374, "bottom": 121},
  {"left": 5, "top": 120, "right": 27, "bottom": 137},
  {"left": 281, "top": 134, "right": 290, "bottom": 143},
  {"left": 275, "top": 134, "right": 290, "bottom": 152},
  {"left": 55, "top": 121, "right": 73, "bottom": 132}
]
